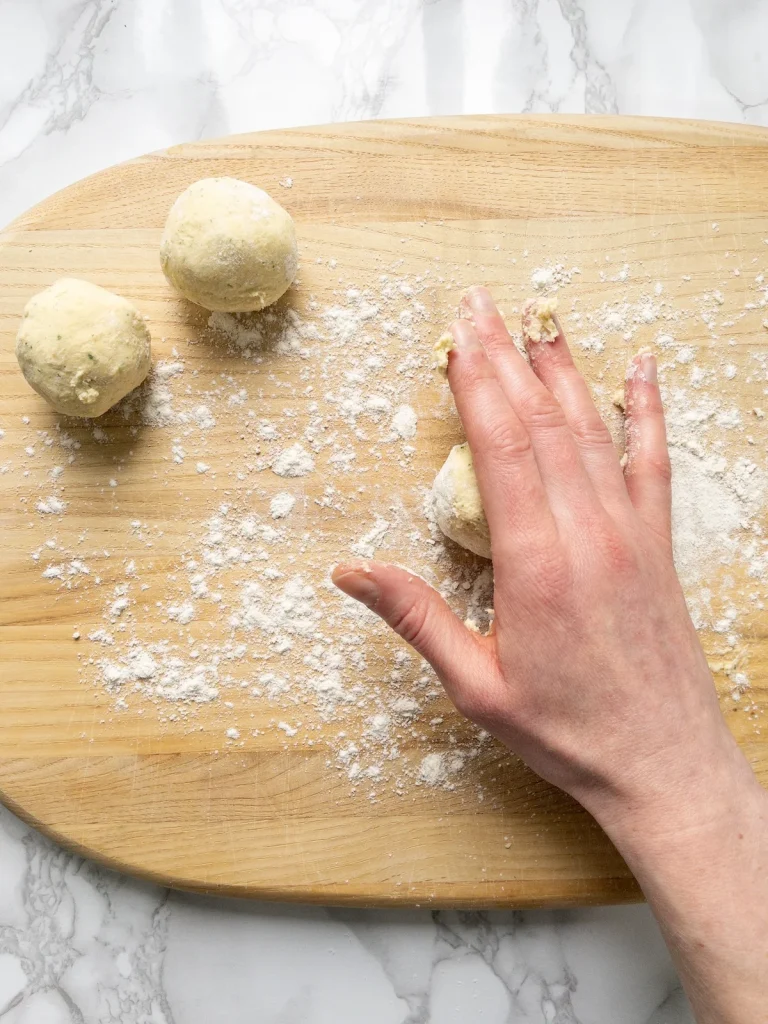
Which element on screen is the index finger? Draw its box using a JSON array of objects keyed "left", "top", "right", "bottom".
[{"left": 447, "top": 317, "right": 556, "bottom": 558}]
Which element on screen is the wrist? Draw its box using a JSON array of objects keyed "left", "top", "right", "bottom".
[{"left": 580, "top": 730, "right": 763, "bottom": 867}]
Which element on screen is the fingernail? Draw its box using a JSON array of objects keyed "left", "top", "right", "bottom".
[
  {"left": 641, "top": 352, "right": 657, "bottom": 383},
  {"left": 457, "top": 294, "right": 473, "bottom": 321},
  {"left": 450, "top": 318, "right": 482, "bottom": 351},
  {"left": 464, "top": 286, "right": 498, "bottom": 316},
  {"left": 332, "top": 562, "right": 380, "bottom": 608},
  {"left": 631, "top": 348, "right": 657, "bottom": 384}
]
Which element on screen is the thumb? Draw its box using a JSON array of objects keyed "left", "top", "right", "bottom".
[{"left": 332, "top": 559, "right": 495, "bottom": 711}]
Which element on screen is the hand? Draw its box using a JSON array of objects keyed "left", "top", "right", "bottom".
[
  {"left": 333, "top": 286, "right": 768, "bottom": 1023},
  {"left": 333, "top": 286, "right": 752, "bottom": 834}
]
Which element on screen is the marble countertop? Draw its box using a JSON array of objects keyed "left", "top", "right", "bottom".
[{"left": 1, "top": 1, "right": 766, "bottom": 1021}]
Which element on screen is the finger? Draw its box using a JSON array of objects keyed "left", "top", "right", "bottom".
[
  {"left": 446, "top": 317, "right": 556, "bottom": 556},
  {"left": 623, "top": 351, "right": 672, "bottom": 545},
  {"left": 460, "top": 287, "right": 598, "bottom": 521},
  {"left": 521, "top": 300, "right": 632, "bottom": 516},
  {"left": 332, "top": 560, "right": 502, "bottom": 716}
]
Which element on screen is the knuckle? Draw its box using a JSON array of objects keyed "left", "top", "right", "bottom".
[
  {"left": 484, "top": 420, "right": 533, "bottom": 462},
  {"left": 532, "top": 342, "right": 571, "bottom": 371},
  {"left": 452, "top": 366, "right": 492, "bottom": 405},
  {"left": 647, "top": 452, "right": 672, "bottom": 485},
  {"left": 477, "top": 326, "right": 512, "bottom": 355},
  {"left": 385, "top": 594, "right": 431, "bottom": 648},
  {"left": 630, "top": 449, "right": 672, "bottom": 485},
  {"left": 570, "top": 414, "right": 613, "bottom": 449},
  {"left": 454, "top": 346, "right": 491, "bottom": 387},
  {"left": 517, "top": 388, "right": 567, "bottom": 431},
  {"left": 597, "top": 525, "right": 638, "bottom": 576}
]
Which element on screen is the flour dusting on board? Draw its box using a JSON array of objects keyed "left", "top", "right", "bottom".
[{"left": 8, "top": 239, "right": 768, "bottom": 798}]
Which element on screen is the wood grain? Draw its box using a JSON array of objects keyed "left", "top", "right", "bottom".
[{"left": 1, "top": 116, "right": 767, "bottom": 906}]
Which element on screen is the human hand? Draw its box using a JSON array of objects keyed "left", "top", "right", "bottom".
[
  {"left": 333, "top": 285, "right": 754, "bottom": 837},
  {"left": 335, "top": 285, "right": 768, "bottom": 1022}
]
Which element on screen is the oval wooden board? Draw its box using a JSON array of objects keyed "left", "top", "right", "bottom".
[{"left": 1, "top": 116, "right": 767, "bottom": 907}]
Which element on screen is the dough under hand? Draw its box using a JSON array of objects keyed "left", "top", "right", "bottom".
[
  {"left": 431, "top": 442, "right": 491, "bottom": 559},
  {"left": 160, "top": 177, "right": 298, "bottom": 312},
  {"left": 15, "top": 278, "right": 151, "bottom": 418}
]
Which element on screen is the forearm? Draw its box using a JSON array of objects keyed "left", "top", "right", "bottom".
[{"left": 596, "top": 754, "right": 768, "bottom": 1024}]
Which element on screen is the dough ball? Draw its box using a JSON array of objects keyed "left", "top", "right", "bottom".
[
  {"left": 431, "top": 443, "right": 491, "bottom": 559},
  {"left": 159, "top": 177, "right": 298, "bottom": 312},
  {"left": 15, "top": 278, "right": 151, "bottom": 418}
]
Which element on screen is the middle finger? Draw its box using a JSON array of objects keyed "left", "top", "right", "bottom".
[{"left": 461, "top": 286, "right": 599, "bottom": 522}]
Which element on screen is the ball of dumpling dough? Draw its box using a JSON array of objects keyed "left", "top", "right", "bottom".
[
  {"left": 431, "top": 443, "right": 491, "bottom": 559},
  {"left": 159, "top": 177, "right": 298, "bottom": 312},
  {"left": 16, "top": 278, "right": 151, "bottom": 418}
]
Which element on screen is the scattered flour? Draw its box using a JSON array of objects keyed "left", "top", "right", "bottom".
[
  {"left": 391, "top": 404, "right": 418, "bottom": 440},
  {"left": 270, "top": 492, "right": 296, "bottom": 519},
  {"left": 12, "top": 244, "right": 768, "bottom": 800},
  {"left": 167, "top": 601, "right": 195, "bottom": 625},
  {"left": 272, "top": 445, "right": 315, "bottom": 478},
  {"left": 352, "top": 518, "right": 390, "bottom": 558},
  {"left": 530, "top": 263, "right": 579, "bottom": 292},
  {"left": 36, "top": 496, "right": 66, "bottom": 514}
]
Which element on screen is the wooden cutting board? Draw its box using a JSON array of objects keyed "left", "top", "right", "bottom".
[{"left": 1, "top": 116, "right": 767, "bottom": 907}]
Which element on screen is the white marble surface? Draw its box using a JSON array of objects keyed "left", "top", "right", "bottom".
[{"left": 1, "top": 1, "right": 767, "bottom": 1020}]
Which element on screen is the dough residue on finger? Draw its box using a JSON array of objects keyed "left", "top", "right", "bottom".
[{"left": 522, "top": 295, "right": 559, "bottom": 344}]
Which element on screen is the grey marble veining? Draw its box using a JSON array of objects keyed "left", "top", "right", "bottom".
[
  {"left": 2, "top": 0, "right": 767, "bottom": 233},
  {"left": 1, "top": 1, "right": 765, "bottom": 1020},
  {"left": 1, "top": 807, "right": 690, "bottom": 1023}
]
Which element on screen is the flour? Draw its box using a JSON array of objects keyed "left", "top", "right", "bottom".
[
  {"left": 391, "top": 404, "right": 418, "bottom": 440},
  {"left": 154, "top": 360, "right": 185, "bottom": 381},
  {"left": 99, "top": 645, "right": 220, "bottom": 703},
  {"left": 36, "top": 496, "right": 66, "bottom": 514},
  {"left": 131, "top": 650, "right": 157, "bottom": 679},
  {"left": 418, "top": 751, "right": 466, "bottom": 789},
  {"left": 270, "top": 492, "right": 296, "bottom": 519},
  {"left": 14, "top": 242, "right": 766, "bottom": 801},
  {"left": 352, "top": 518, "right": 390, "bottom": 558},
  {"left": 272, "top": 445, "right": 314, "bottom": 477},
  {"left": 208, "top": 312, "right": 266, "bottom": 352},
  {"left": 207, "top": 307, "right": 320, "bottom": 358},
  {"left": 670, "top": 448, "right": 744, "bottom": 590},
  {"left": 167, "top": 601, "right": 195, "bottom": 625},
  {"left": 419, "top": 752, "right": 445, "bottom": 785},
  {"left": 190, "top": 405, "right": 215, "bottom": 430},
  {"left": 110, "top": 596, "right": 129, "bottom": 618},
  {"left": 233, "top": 576, "right": 320, "bottom": 637},
  {"left": 122, "top": 361, "right": 182, "bottom": 427},
  {"left": 530, "top": 263, "right": 579, "bottom": 292},
  {"left": 155, "top": 665, "right": 219, "bottom": 703}
]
